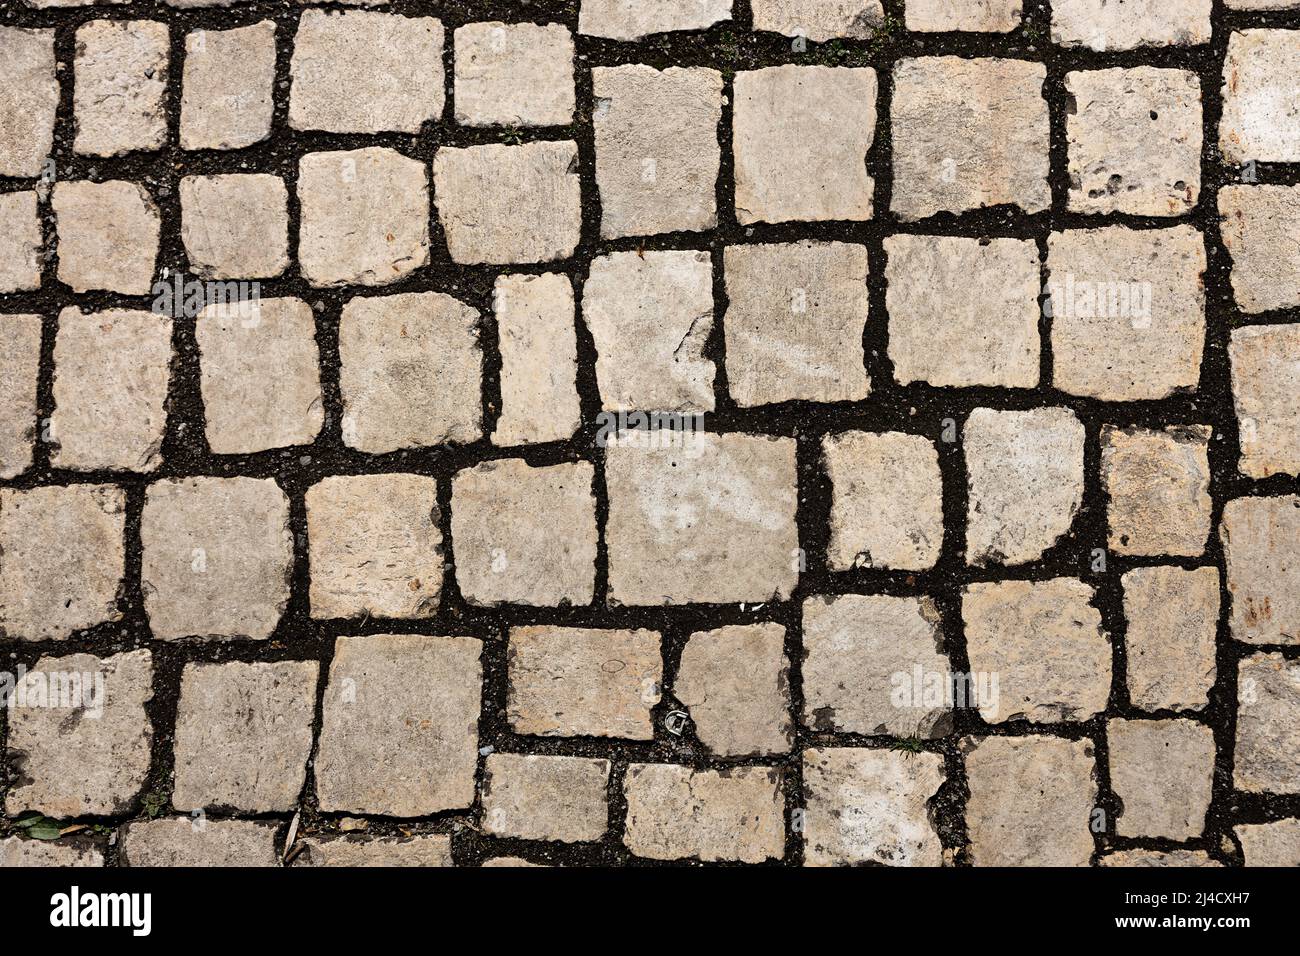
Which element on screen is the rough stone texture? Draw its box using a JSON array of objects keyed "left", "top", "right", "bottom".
[
  {"left": 1220, "top": 496, "right": 1300, "bottom": 646},
  {"left": 1108, "top": 718, "right": 1215, "bottom": 840},
  {"left": 579, "top": 0, "right": 733, "bottom": 39},
  {"left": 316, "top": 634, "right": 482, "bottom": 815},
  {"left": 885, "top": 234, "right": 1040, "bottom": 389},
  {"left": 674, "top": 623, "right": 792, "bottom": 757},
  {"left": 1048, "top": 225, "right": 1207, "bottom": 401},
  {"left": 1051, "top": 0, "right": 1212, "bottom": 51},
  {"left": 1066, "top": 68, "right": 1202, "bottom": 217},
  {"left": 584, "top": 250, "right": 715, "bottom": 412},
  {"left": 802, "top": 748, "right": 945, "bottom": 867},
  {"left": 823, "top": 431, "right": 942, "bottom": 571},
  {"left": 339, "top": 291, "right": 481, "bottom": 453},
  {"left": 455, "top": 22, "right": 574, "bottom": 127},
  {"left": 1101, "top": 425, "right": 1213, "bottom": 558},
  {"left": 0, "top": 838, "right": 104, "bottom": 867},
  {"left": 141, "top": 477, "right": 293, "bottom": 640},
  {"left": 481, "top": 857, "right": 544, "bottom": 868},
  {"left": 492, "top": 273, "right": 580, "bottom": 447},
  {"left": 1219, "top": 185, "right": 1300, "bottom": 314},
  {"left": 964, "top": 407, "right": 1085, "bottom": 566},
  {"left": 733, "top": 66, "right": 876, "bottom": 225},
  {"left": 293, "top": 835, "right": 453, "bottom": 867},
  {"left": 964, "top": 578, "right": 1111, "bottom": 724},
  {"left": 803, "top": 594, "right": 951, "bottom": 738},
  {"left": 604, "top": 433, "right": 799, "bottom": 605},
  {"left": 482, "top": 754, "right": 611, "bottom": 843},
  {"left": 0, "top": 315, "right": 42, "bottom": 479},
  {"left": 451, "top": 460, "right": 597, "bottom": 607},
  {"left": 180, "top": 21, "right": 276, "bottom": 151},
  {"left": 298, "top": 147, "right": 429, "bottom": 287},
  {"left": 196, "top": 297, "right": 323, "bottom": 455},
  {"left": 172, "top": 660, "right": 319, "bottom": 813},
  {"left": 1236, "top": 819, "right": 1300, "bottom": 867},
  {"left": 306, "top": 474, "right": 442, "bottom": 621},
  {"left": 965, "top": 735, "right": 1097, "bottom": 867},
  {"left": 1235, "top": 652, "right": 1300, "bottom": 794},
  {"left": 752, "top": 0, "right": 884, "bottom": 41},
  {"left": 1220, "top": 30, "right": 1300, "bottom": 164},
  {"left": 1101, "top": 849, "right": 1221, "bottom": 867},
  {"left": 1122, "top": 566, "right": 1219, "bottom": 713},
  {"left": 121, "top": 819, "right": 279, "bottom": 867},
  {"left": 623, "top": 764, "right": 784, "bottom": 863},
  {"left": 891, "top": 57, "right": 1049, "bottom": 220},
  {"left": 1230, "top": 323, "right": 1300, "bottom": 479},
  {"left": 0, "top": 191, "right": 42, "bottom": 292},
  {"left": 0, "top": 27, "right": 58, "bottom": 177},
  {"left": 507, "top": 626, "right": 661, "bottom": 739},
  {"left": 289, "top": 11, "right": 443, "bottom": 133},
  {"left": 51, "top": 308, "right": 171, "bottom": 472},
  {"left": 4, "top": 650, "right": 152, "bottom": 817},
  {"left": 53, "top": 180, "right": 160, "bottom": 295},
  {"left": 179, "top": 173, "right": 289, "bottom": 279},
  {"left": 905, "top": 0, "right": 1021, "bottom": 32},
  {"left": 73, "top": 19, "right": 169, "bottom": 157}
]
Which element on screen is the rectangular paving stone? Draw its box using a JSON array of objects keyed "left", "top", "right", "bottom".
[
  {"left": 1220, "top": 185, "right": 1300, "bottom": 315},
  {"left": 482, "top": 753, "right": 611, "bottom": 843},
  {"left": 53, "top": 181, "right": 160, "bottom": 295},
  {"left": 0, "top": 838, "right": 103, "bottom": 867},
  {"left": 455, "top": 22, "right": 574, "bottom": 128},
  {"left": 0, "top": 314, "right": 42, "bottom": 479},
  {"left": 0, "top": 27, "right": 58, "bottom": 178},
  {"left": 1230, "top": 323, "right": 1300, "bottom": 479},
  {"left": 1122, "top": 566, "right": 1219, "bottom": 713},
  {"left": 179, "top": 173, "right": 289, "bottom": 279},
  {"left": 121, "top": 819, "right": 280, "bottom": 867},
  {"left": 579, "top": 0, "right": 732, "bottom": 39},
  {"left": 1051, "top": 0, "right": 1211, "bottom": 51},
  {"left": 0, "top": 191, "right": 42, "bottom": 292},
  {"left": 1220, "top": 495, "right": 1300, "bottom": 646},
  {"left": 1101, "top": 425, "right": 1212, "bottom": 558},
  {"left": 292, "top": 835, "right": 452, "bottom": 867},
  {"left": 1235, "top": 652, "right": 1300, "bottom": 794},
  {"left": 753, "top": 1, "right": 884, "bottom": 41},
  {"left": 73, "top": 19, "right": 169, "bottom": 157},
  {"left": 180, "top": 22, "right": 277, "bottom": 151},
  {"left": 1108, "top": 718, "right": 1215, "bottom": 840},
  {"left": 1221, "top": 30, "right": 1300, "bottom": 164},
  {"left": 1236, "top": 819, "right": 1300, "bottom": 867},
  {"left": 905, "top": 0, "right": 1021, "bottom": 32}
]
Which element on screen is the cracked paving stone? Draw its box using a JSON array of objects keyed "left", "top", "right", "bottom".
[
  {"left": 292, "top": 835, "right": 453, "bottom": 867},
  {"left": 1051, "top": 0, "right": 1212, "bottom": 51},
  {"left": 73, "top": 19, "right": 169, "bottom": 158},
  {"left": 1235, "top": 652, "right": 1300, "bottom": 794},
  {"left": 1235, "top": 819, "right": 1300, "bottom": 867},
  {"left": 752, "top": 0, "right": 884, "bottom": 41},
  {"left": 1108, "top": 718, "right": 1215, "bottom": 840},
  {"left": 1230, "top": 323, "right": 1300, "bottom": 479},
  {"left": 0, "top": 26, "right": 58, "bottom": 177},
  {"left": 578, "top": 0, "right": 733, "bottom": 40},
  {"left": 1122, "top": 565, "right": 1219, "bottom": 713},
  {"left": 455, "top": 22, "right": 574, "bottom": 128},
  {"left": 179, "top": 173, "right": 290, "bottom": 280},
  {"left": 121, "top": 819, "right": 280, "bottom": 867},
  {"left": 482, "top": 754, "right": 611, "bottom": 843},
  {"left": 1101, "top": 425, "right": 1213, "bottom": 558},
  {"left": 53, "top": 181, "right": 161, "bottom": 296},
  {"left": 0, "top": 315, "right": 42, "bottom": 479},
  {"left": 180, "top": 21, "right": 277, "bottom": 151},
  {"left": 0, "top": 191, "right": 42, "bottom": 293},
  {"left": 1220, "top": 495, "right": 1300, "bottom": 646}
]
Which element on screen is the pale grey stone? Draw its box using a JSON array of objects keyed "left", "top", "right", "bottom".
[
  {"left": 1220, "top": 185, "right": 1300, "bottom": 315},
  {"left": 1122, "top": 566, "right": 1219, "bottom": 713},
  {"left": 752, "top": 0, "right": 884, "bottom": 41},
  {"left": 293, "top": 835, "right": 452, "bottom": 867},
  {"left": 1221, "top": 30, "right": 1300, "bottom": 164},
  {"left": 1102, "top": 425, "right": 1213, "bottom": 558},
  {"left": 53, "top": 180, "right": 160, "bottom": 295},
  {"left": 1051, "top": 0, "right": 1212, "bottom": 51},
  {"left": 1101, "top": 849, "right": 1221, "bottom": 867},
  {"left": 0, "top": 191, "right": 42, "bottom": 292},
  {"left": 1109, "top": 718, "right": 1215, "bottom": 840},
  {"left": 1235, "top": 652, "right": 1300, "bottom": 793},
  {"left": 73, "top": 19, "right": 169, "bottom": 157},
  {"left": 1236, "top": 819, "right": 1300, "bottom": 867},
  {"left": 180, "top": 22, "right": 276, "bottom": 151},
  {"left": 579, "top": 0, "right": 733, "bottom": 39},
  {"left": 1221, "top": 496, "right": 1300, "bottom": 646},
  {"left": 0, "top": 838, "right": 103, "bottom": 867},
  {"left": 483, "top": 754, "right": 611, "bottom": 843},
  {"left": 1230, "top": 323, "right": 1300, "bottom": 479},
  {"left": 905, "top": 0, "right": 1021, "bottom": 32},
  {"left": 0, "top": 315, "right": 42, "bottom": 479},
  {"left": 455, "top": 22, "right": 574, "bottom": 127},
  {"left": 0, "top": 27, "right": 58, "bottom": 178},
  {"left": 492, "top": 273, "right": 581, "bottom": 447},
  {"left": 121, "top": 819, "right": 280, "bottom": 867},
  {"left": 180, "top": 173, "right": 289, "bottom": 279}
]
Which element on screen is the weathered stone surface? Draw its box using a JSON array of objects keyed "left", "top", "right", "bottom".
[
  {"left": 1122, "top": 566, "right": 1219, "bottom": 713},
  {"left": 0, "top": 191, "right": 42, "bottom": 292},
  {"left": 483, "top": 753, "right": 611, "bottom": 843},
  {"left": 481, "top": 856, "right": 543, "bottom": 867},
  {"left": 1108, "top": 718, "right": 1215, "bottom": 839},
  {"left": 584, "top": 249, "right": 715, "bottom": 412},
  {"left": 507, "top": 626, "right": 661, "bottom": 739},
  {"left": 290, "top": 11, "right": 443, "bottom": 133},
  {"left": 4, "top": 650, "right": 152, "bottom": 817},
  {"left": 173, "top": 660, "right": 319, "bottom": 813},
  {"left": 891, "top": 57, "right": 1049, "bottom": 220},
  {"left": 803, "top": 594, "right": 950, "bottom": 737},
  {"left": 339, "top": 291, "right": 481, "bottom": 453},
  {"left": 492, "top": 273, "right": 580, "bottom": 447},
  {"left": 121, "top": 819, "right": 279, "bottom": 867},
  {"left": 1051, "top": 0, "right": 1212, "bottom": 51},
  {"left": 905, "top": 0, "right": 1021, "bottom": 32},
  {"left": 592, "top": 65, "right": 722, "bottom": 238},
  {"left": 1048, "top": 225, "right": 1206, "bottom": 401},
  {"left": 51, "top": 308, "right": 171, "bottom": 472},
  {"left": 0, "top": 838, "right": 103, "bottom": 867},
  {"left": 1102, "top": 426, "right": 1213, "bottom": 558},
  {"left": 306, "top": 474, "right": 441, "bottom": 620},
  {"left": 53, "top": 180, "right": 160, "bottom": 295},
  {"left": 455, "top": 22, "right": 573, "bottom": 127},
  {"left": 1230, "top": 323, "right": 1300, "bottom": 479},
  {"left": 1235, "top": 652, "right": 1300, "bottom": 793},
  {"left": 0, "top": 315, "right": 41, "bottom": 479},
  {"left": 316, "top": 634, "right": 482, "bottom": 815},
  {"left": 885, "top": 234, "right": 1040, "bottom": 389},
  {"left": 753, "top": 0, "right": 884, "bottom": 40},
  {"left": 141, "top": 477, "right": 293, "bottom": 640},
  {"left": 293, "top": 835, "right": 452, "bottom": 867},
  {"left": 1221, "top": 30, "right": 1300, "bottom": 164},
  {"left": 675, "top": 623, "right": 792, "bottom": 756},
  {"left": 1066, "top": 68, "right": 1202, "bottom": 217},
  {"left": 604, "top": 433, "right": 799, "bottom": 605},
  {"left": 623, "top": 764, "right": 784, "bottom": 863},
  {"left": 1220, "top": 496, "right": 1300, "bottom": 646},
  {"left": 965, "top": 735, "right": 1097, "bottom": 867},
  {"left": 180, "top": 22, "right": 276, "bottom": 151},
  {"left": 197, "top": 297, "right": 323, "bottom": 455},
  {"left": 802, "top": 748, "right": 945, "bottom": 867},
  {"left": 434, "top": 141, "right": 581, "bottom": 265},
  {"left": 73, "top": 19, "right": 168, "bottom": 157},
  {"left": 964, "top": 407, "right": 1085, "bottom": 566},
  {"left": 964, "top": 578, "right": 1110, "bottom": 724},
  {"left": 724, "top": 241, "right": 870, "bottom": 406},
  {"left": 1220, "top": 186, "right": 1300, "bottom": 315},
  {"left": 733, "top": 66, "right": 876, "bottom": 225},
  {"left": 0, "top": 27, "right": 57, "bottom": 178},
  {"left": 579, "top": 0, "right": 732, "bottom": 39},
  {"left": 298, "top": 147, "right": 429, "bottom": 287},
  {"left": 180, "top": 174, "right": 289, "bottom": 279},
  {"left": 1101, "top": 849, "right": 1221, "bottom": 867},
  {"left": 1236, "top": 819, "right": 1300, "bottom": 867}
]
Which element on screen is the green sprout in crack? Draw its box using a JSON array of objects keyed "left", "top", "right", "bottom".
[
  {"left": 890, "top": 736, "right": 927, "bottom": 758},
  {"left": 868, "top": 14, "right": 904, "bottom": 56},
  {"left": 14, "top": 812, "right": 63, "bottom": 840},
  {"left": 500, "top": 127, "right": 524, "bottom": 146},
  {"left": 141, "top": 792, "right": 168, "bottom": 818}
]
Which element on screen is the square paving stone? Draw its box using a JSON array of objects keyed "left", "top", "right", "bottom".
[
  {"left": 1108, "top": 718, "right": 1215, "bottom": 840},
  {"left": 1220, "top": 185, "right": 1300, "bottom": 315},
  {"left": 905, "top": 0, "right": 1021, "bottom": 32},
  {"left": 1220, "top": 495, "right": 1300, "bottom": 646},
  {"left": 482, "top": 753, "right": 611, "bottom": 843},
  {"left": 1102, "top": 425, "right": 1213, "bottom": 558},
  {"left": 0, "top": 315, "right": 42, "bottom": 479},
  {"left": 1230, "top": 323, "right": 1300, "bottom": 479},
  {"left": 1235, "top": 652, "right": 1300, "bottom": 793},
  {"left": 0, "top": 27, "right": 58, "bottom": 178},
  {"left": 1122, "top": 566, "right": 1219, "bottom": 713},
  {"left": 292, "top": 835, "right": 453, "bottom": 867},
  {"left": 579, "top": 0, "right": 733, "bottom": 39},
  {"left": 492, "top": 273, "right": 581, "bottom": 447},
  {"left": 179, "top": 173, "right": 289, "bottom": 279},
  {"left": 753, "top": 0, "right": 884, "bottom": 40},
  {"left": 121, "top": 819, "right": 280, "bottom": 867},
  {"left": 53, "top": 180, "right": 160, "bottom": 295},
  {"left": 1051, "top": 0, "right": 1211, "bottom": 51},
  {"left": 1236, "top": 819, "right": 1300, "bottom": 867},
  {"left": 1220, "top": 30, "right": 1300, "bottom": 164},
  {"left": 180, "top": 22, "right": 277, "bottom": 151},
  {"left": 0, "top": 191, "right": 42, "bottom": 292},
  {"left": 73, "top": 19, "right": 168, "bottom": 157},
  {"left": 455, "top": 22, "right": 574, "bottom": 128}
]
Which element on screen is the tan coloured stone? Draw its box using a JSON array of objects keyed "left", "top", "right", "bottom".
[
  {"left": 180, "top": 174, "right": 289, "bottom": 279},
  {"left": 1102, "top": 426, "right": 1213, "bottom": 558},
  {"left": 1221, "top": 30, "right": 1300, "bottom": 164},
  {"left": 1101, "top": 849, "right": 1221, "bottom": 867},
  {"left": 0, "top": 315, "right": 42, "bottom": 479},
  {"left": 1221, "top": 496, "right": 1300, "bottom": 646},
  {"left": 293, "top": 835, "right": 452, "bottom": 867},
  {"left": 1051, "top": 0, "right": 1211, "bottom": 51},
  {"left": 0, "top": 191, "right": 42, "bottom": 292},
  {"left": 121, "top": 819, "right": 279, "bottom": 867},
  {"left": 180, "top": 22, "right": 276, "bottom": 151},
  {"left": 481, "top": 857, "right": 543, "bottom": 868},
  {"left": 1122, "top": 566, "right": 1219, "bottom": 713},
  {"left": 0, "top": 838, "right": 103, "bottom": 867},
  {"left": 483, "top": 754, "right": 611, "bottom": 843},
  {"left": 492, "top": 273, "right": 580, "bottom": 447},
  {"left": 53, "top": 181, "right": 160, "bottom": 295},
  {"left": 1109, "top": 718, "right": 1215, "bottom": 839},
  {"left": 455, "top": 22, "right": 574, "bottom": 127},
  {"left": 0, "top": 27, "right": 58, "bottom": 178},
  {"left": 675, "top": 624, "right": 792, "bottom": 756},
  {"left": 1236, "top": 819, "right": 1300, "bottom": 867},
  {"left": 905, "top": 0, "right": 1021, "bottom": 32},
  {"left": 73, "top": 20, "right": 168, "bottom": 157},
  {"left": 1230, "top": 324, "right": 1300, "bottom": 478},
  {"left": 579, "top": 0, "right": 732, "bottom": 39},
  {"left": 1235, "top": 652, "right": 1300, "bottom": 793},
  {"left": 752, "top": 0, "right": 884, "bottom": 40},
  {"left": 1220, "top": 186, "right": 1300, "bottom": 314}
]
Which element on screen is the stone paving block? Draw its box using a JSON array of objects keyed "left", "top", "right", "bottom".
[
  {"left": 1220, "top": 185, "right": 1300, "bottom": 315},
  {"left": 1101, "top": 425, "right": 1213, "bottom": 558},
  {"left": 803, "top": 594, "right": 951, "bottom": 738},
  {"left": 1235, "top": 652, "right": 1300, "bottom": 793},
  {"left": 339, "top": 291, "right": 481, "bottom": 453},
  {"left": 4, "top": 650, "right": 152, "bottom": 817},
  {"left": 507, "top": 626, "right": 661, "bottom": 739},
  {"left": 604, "top": 432, "right": 799, "bottom": 605},
  {"left": 1108, "top": 718, "right": 1215, "bottom": 840},
  {"left": 0, "top": 485, "right": 126, "bottom": 641},
  {"left": 298, "top": 147, "right": 429, "bottom": 287},
  {"left": 53, "top": 180, "right": 160, "bottom": 295},
  {"left": 481, "top": 857, "right": 544, "bottom": 867},
  {"left": 1236, "top": 819, "right": 1300, "bottom": 867},
  {"left": 1220, "top": 496, "right": 1300, "bottom": 646},
  {"left": 121, "top": 819, "right": 280, "bottom": 867},
  {"left": 623, "top": 764, "right": 784, "bottom": 863},
  {"left": 290, "top": 11, "right": 443, "bottom": 133},
  {"left": 964, "top": 578, "right": 1110, "bottom": 724},
  {"left": 965, "top": 735, "right": 1097, "bottom": 867},
  {"left": 455, "top": 22, "right": 574, "bottom": 128},
  {"left": 73, "top": 19, "right": 168, "bottom": 157},
  {"left": 1221, "top": 30, "right": 1300, "bottom": 164},
  {"left": 492, "top": 273, "right": 580, "bottom": 447},
  {"left": 579, "top": 0, "right": 733, "bottom": 39},
  {"left": 306, "top": 474, "right": 442, "bottom": 620},
  {"left": 1051, "top": 0, "right": 1212, "bottom": 51},
  {"left": 674, "top": 623, "right": 792, "bottom": 756},
  {"left": 802, "top": 748, "right": 945, "bottom": 867},
  {"left": 180, "top": 174, "right": 289, "bottom": 279},
  {"left": 141, "top": 477, "right": 292, "bottom": 640},
  {"left": 584, "top": 249, "right": 715, "bottom": 413},
  {"left": 452, "top": 459, "right": 596, "bottom": 607},
  {"left": 0, "top": 191, "right": 42, "bottom": 292},
  {"left": 905, "top": 0, "right": 1021, "bottom": 32},
  {"left": 753, "top": 0, "right": 884, "bottom": 41},
  {"left": 434, "top": 141, "right": 582, "bottom": 265},
  {"left": 51, "top": 308, "right": 172, "bottom": 472},
  {"left": 1230, "top": 323, "right": 1300, "bottom": 479},
  {"left": 172, "top": 660, "right": 319, "bottom": 813},
  {"left": 884, "top": 234, "right": 1039, "bottom": 389},
  {"left": 0, "top": 315, "right": 42, "bottom": 479},
  {"left": 1048, "top": 225, "right": 1206, "bottom": 401},
  {"left": 180, "top": 21, "right": 276, "bottom": 151},
  {"left": 0, "top": 27, "right": 57, "bottom": 178},
  {"left": 733, "top": 66, "right": 876, "bottom": 225},
  {"left": 316, "top": 634, "right": 482, "bottom": 815},
  {"left": 1101, "top": 849, "right": 1221, "bottom": 867},
  {"left": 891, "top": 57, "right": 1049, "bottom": 220},
  {"left": 0, "top": 838, "right": 104, "bottom": 867},
  {"left": 1122, "top": 566, "right": 1219, "bottom": 713},
  {"left": 293, "top": 835, "right": 452, "bottom": 867},
  {"left": 482, "top": 753, "right": 611, "bottom": 843}
]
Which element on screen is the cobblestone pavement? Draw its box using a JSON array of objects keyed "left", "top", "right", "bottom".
[{"left": 0, "top": 0, "right": 1298, "bottom": 868}]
